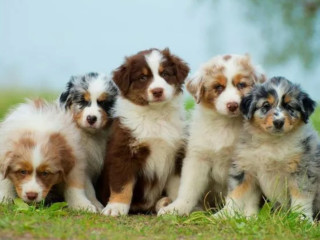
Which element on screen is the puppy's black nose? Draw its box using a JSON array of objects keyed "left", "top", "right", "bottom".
[
  {"left": 273, "top": 119, "right": 284, "bottom": 129},
  {"left": 26, "top": 192, "right": 38, "bottom": 201},
  {"left": 87, "top": 115, "right": 97, "bottom": 125},
  {"left": 151, "top": 88, "right": 164, "bottom": 98}
]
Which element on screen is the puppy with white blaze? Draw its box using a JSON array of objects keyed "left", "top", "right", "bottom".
[
  {"left": 96, "top": 48, "right": 189, "bottom": 216},
  {"left": 0, "top": 100, "right": 96, "bottom": 212},
  {"left": 59, "top": 72, "right": 117, "bottom": 210},
  {"left": 215, "top": 77, "right": 320, "bottom": 221},
  {"left": 158, "top": 54, "right": 265, "bottom": 216}
]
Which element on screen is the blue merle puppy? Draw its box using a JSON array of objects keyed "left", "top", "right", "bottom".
[
  {"left": 59, "top": 72, "right": 118, "bottom": 211},
  {"left": 215, "top": 76, "right": 320, "bottom": 221}
]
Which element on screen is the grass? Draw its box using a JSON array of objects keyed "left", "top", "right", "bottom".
[{"left": 0, "top": 89, "right": 320, "bottom": 239}]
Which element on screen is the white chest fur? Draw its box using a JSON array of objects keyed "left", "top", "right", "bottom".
[
  {"left": 188, "top": 106, "right": 243, "bottom": 184},
  {"left": 115, "top": 96, "right": 185, "bottom": 205}
]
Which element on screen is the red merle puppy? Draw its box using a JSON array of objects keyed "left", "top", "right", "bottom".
[{"left": 97, "top": 48, "right": 189, "bottom": 216}]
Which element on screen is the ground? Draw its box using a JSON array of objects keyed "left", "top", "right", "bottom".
[{"left": 0, "top": 89, "right": 320, "bottom": 240}]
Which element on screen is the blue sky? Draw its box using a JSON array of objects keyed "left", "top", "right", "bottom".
[{"left": 0, "top": 0, "right": 319, "bottom": 99}]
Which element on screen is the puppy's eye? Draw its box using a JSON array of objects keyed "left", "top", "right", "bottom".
[
  {"left": 39, "top": 171, "right": 50, "bottom": 177},
  {"left": 286, "top": 105, "right": 295, "bottom": 115},
  {"left": 139, "top": 75, "right": 148, "bottom": 82},
  {"left": 161, "top": 71, "right": 169, "bottom": 78},
  {"left": 261, "top": 102, "right": 271, "bottom": 113},
  {"left": 19, "top": 170, "right": 27, "bottom": 176},
  {"left": 214, "top": 85, "right": 225, "bottom": 94},
  {"left": 79, "top": 99, "right": 89, "bottom": 106},
  {"left": 237, "top": 82, "right": 247, "bottom": 89}
]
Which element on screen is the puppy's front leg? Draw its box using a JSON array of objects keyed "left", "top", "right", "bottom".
[
  {"left": 0, "top": 174, "right": 16, "bottom": 203},
  {"left": 64, "top": 168, "right": 97, "bottom": 213},
  {"left": 85, "top": 177, "right": 104, "bottom": 211},
  {"left": 158, "top": 151, "right": 211, "bottom": 216},
  {"left": 289, "top": 179, "right": 315, "bottom": 222},
  {"left": 215, "top": 171, "right": 260, "bottom": 218},
  {"left": 101, "top": 180, "right": 134, "bottom": 217}
]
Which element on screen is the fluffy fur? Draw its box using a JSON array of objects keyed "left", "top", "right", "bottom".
[
  {"left": 0, "top": 99, "right": 96, "bottom": 212},
  {"left": 215, "top": 77, "right": 320, "bottom": 221},
  {"left": 158, "top": 54, "right": 265, "bottom": 216},
  {"left": 59, "top": 72, "right": 117, "bottom": 210},
  {"left": 96, "top": 48, "right": 189, "bottom": 216}
]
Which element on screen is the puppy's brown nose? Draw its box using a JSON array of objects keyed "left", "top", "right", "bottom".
[
  {"left": 151, "top": 88, "right": 164, "bottom": 98},
  {"left": 26, "top": 192, "right": 38, "bottom": 201},
  {"left": 87, "top": 115, "right": 97, "bottom": 125},
  {"left": 227, "top": 102, "right": 239, "bottom": 112}
]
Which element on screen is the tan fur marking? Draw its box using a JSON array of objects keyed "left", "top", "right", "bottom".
[
  {"left": 229, "top": 175, "right": 253, "bottom": 199},
  {"left": 84, "top": 91, "right": 91, "bottom": 102},
  {"left": 98, "top": 92, "right": 108, "bottom": 102},
  {"left": 267, "top": 95, "right": 276, "bottom": 105},
  {"left": 287, "top": 154, "right": 301, "bottom": 173},
  {"left": 233, "top": 73, "right": 243, "bottom": 86},
  {"left": 158, "top": 65, "right": 164, "bottom": 73},
  {"left": 284, "top": 95, "right": 292, "bottom": 104},
  {"left": 109, "top": 180, "right": 134, "bottom": 204}
]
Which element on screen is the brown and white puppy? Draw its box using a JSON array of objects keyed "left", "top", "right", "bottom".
[
  {"left": 97, "top": 48, "right": 189, "bottom": 216},
  {"left": 158, "top": 54, "right": 265, "bottom": 216},
  {"left": 0, "top": 100, "right": 96, "bottom": 212}
]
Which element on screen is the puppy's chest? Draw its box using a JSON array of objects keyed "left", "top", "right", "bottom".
[
  {"left": 81, "top": 134, "right": 106, "bottom": 178},
  {"left": 236, "top": 140, "right": 303, "bottom": 202},
  {"left": 237, "top": 140, "right": 302, "bottom": 174}
]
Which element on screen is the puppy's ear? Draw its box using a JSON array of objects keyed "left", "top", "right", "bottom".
[
  {"left": 112, "top": 62, "right": 131, "bottom": 95},
  {"left": 299, "top": 92, "right": 316, "bottom": 123},
  {"left": 240, "top": 92, "right": 256, "bottom": 120},
  {"left": 162, "top": 48, "right": 190, "bottom": 84},
  {"left": 48, "top": 133, "right": 75, "bottom": 180},
  {"left": 0, "top": 152, "right": 13, "bottom": 179},
  {"left": 59, "top": 79, "right": 74, "bottom": 109},
  {"left": 253, "top": 70, "right": 267, "bottom": 84},
  {"left": 186, "top": 75, "right": 204, "bottom": 104}
]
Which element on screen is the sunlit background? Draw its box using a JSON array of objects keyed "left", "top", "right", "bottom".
[{"left": 1, "top": 0, "right": 319, "bottom": 100}]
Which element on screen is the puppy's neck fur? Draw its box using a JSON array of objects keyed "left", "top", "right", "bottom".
[{"left": 114, "top": 95, "right": 185, "bottom": 146}]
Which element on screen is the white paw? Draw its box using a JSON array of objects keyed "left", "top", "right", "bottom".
[
  {"left": 68, "top": 199, "right": 97, "bottom": 213},
  {"left": 101, "top": 203, "right": 130, "bottom": 217},
  {"left": 213, "top": 207, "right": 236, "bottom": 218},
  {"left": 0, "top": 193, "right": 14, "bottom": 204},
  {"left": 157, "top": 200, "right": 192, "bottom": 216},
  {"left": 92, "top": 199, "right": 104, "bottom": 212}
]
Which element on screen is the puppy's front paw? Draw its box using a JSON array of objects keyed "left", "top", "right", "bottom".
[
  {"left": 101, "top": 203, "right": 130, "bottom": 217},
  {"left": 155, "top": 197, "right": 172, "bottom": 213},
  {"left": 157, "top": 199, "right": 192, "bottom": 216},
  {"left": 0, "top": 193, "right": 14, "bottom": 204},
  {"left": 68, "top": 199, "right": 97, "bottom": 213}
]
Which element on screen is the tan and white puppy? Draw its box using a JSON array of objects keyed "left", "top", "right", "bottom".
[
  {"left": 0, "top": 100, "right": 96, "bottom": 212},
  {"left": 158, "top": 54, "right": 265, "bottom": 216}
]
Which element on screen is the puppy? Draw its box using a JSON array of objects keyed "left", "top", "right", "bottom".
[
  {"left": 96, "top": 48, "right": 189, "bottom": 216},
  {"left": 0, "top": 99, "right": 96, "bottom": 212},
  {"left": 215, "top": 77, "right": 319, "bottom": 221},
  {"left": 158, "top": 54, "right": 265, "bottom": 216},
  {"left": 59, "top": 72, "right": 117, "bottom": 210}
]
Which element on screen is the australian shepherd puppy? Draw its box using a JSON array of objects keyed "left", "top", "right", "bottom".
[
  {"left": 59, "top": 72, "right": 117, "bottom": 210},
  {"left": 215, "top": 77, "right": 319, "bottom": 221},
  {"left": 158, "top": 54, "right": 265, "bottom": 216},
  {"left": 96, "top": 48, "right": 189, "bottom": 216},
  {"left": 0, "top": 99, "right": 96, "bottom": 212}
]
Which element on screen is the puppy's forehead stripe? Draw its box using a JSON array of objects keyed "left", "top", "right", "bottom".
[{"left": 145, "top": 50, "right": 164, "bottom": 78}]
